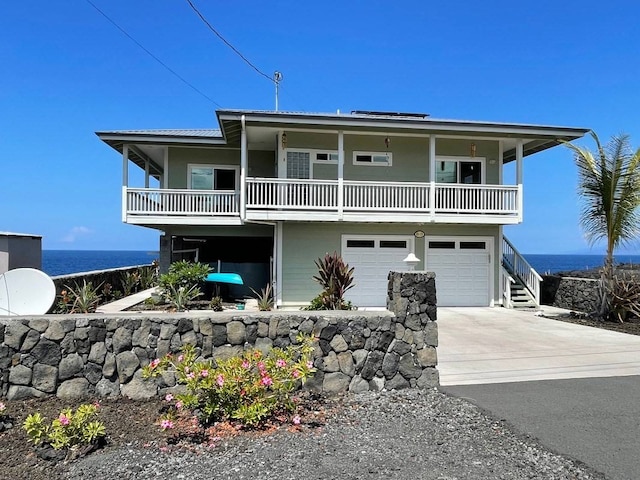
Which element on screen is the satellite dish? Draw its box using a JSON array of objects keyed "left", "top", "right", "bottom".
[{"left": 0, "top": 268, "right": 56, "bottom": 316}]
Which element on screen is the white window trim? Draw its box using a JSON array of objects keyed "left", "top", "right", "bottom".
[
  {"left": 353, "top": 151, "right": 393, "bottom": 167},
  {"left": 435, "top": 156, "right": 486, "bottom": 184},
  {"left": 187, "top": 164, "right": 240, "bottom": 190},
  {"left": 287, "top": 148, "right": 339, "bottom": 165}
]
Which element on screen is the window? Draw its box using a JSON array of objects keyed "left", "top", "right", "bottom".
[
  {"left": 380, "top": 240, "right": 407, "bottom": 248},
  {"left": 353, "top": 151, "right": 392, "bottom": 167},
  {"left": 188, "top": 165, "right": 238, "bottom": 190},
  {"left": 314, "top": 152, "right": 339, "bottom": 163},
  {"left": 436, "top": 158, "right": 483, "bottom": 184},
  {"left": 346, "top": 239, "right": 375, "bottom": 248},
  {"left": 428, "top": 241, "right": 456, "bottom": 249},
  {"left": 286, "top": 151, "right": 311, "bottom": 179},
  {"left": 460, "top": 241, "right": 486, "bottom": 249}
]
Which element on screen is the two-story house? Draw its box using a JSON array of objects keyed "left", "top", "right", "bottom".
[{"left": 97, "top": 110, "right": 588, "bottom": 309}]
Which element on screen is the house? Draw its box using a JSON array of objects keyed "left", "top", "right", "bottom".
[{"left": 97, "top": 110, "right": 588, "bottom": 308}]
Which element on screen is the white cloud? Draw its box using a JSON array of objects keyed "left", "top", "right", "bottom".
[{"left": 61, "top": 226, "right": 93, "bottom": 243}]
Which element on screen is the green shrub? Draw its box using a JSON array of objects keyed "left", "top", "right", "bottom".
[
  {"left": 143, "top": 334, "right": 316, "bottom": 428},
  {"left": 158, "top": 261, "right": 211, "bottom": 291},
  {"left": 23, "top": 404, "right": 106, "bottom": 450},
  {"left": 250, "top": 283, "right": 275, "bottom": 311},
  {"left": 56, "top": 280, "right": 102, "bottom": 314},
  {"left": 209, "top": 296, "right": 224, "bottom": 311},
  {"left": 165, "top": 284, "right": 202, "bottom": 311}
]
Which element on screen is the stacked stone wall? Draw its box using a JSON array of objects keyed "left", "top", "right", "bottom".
[
  {"left": 541, "top": 275, "right": 599, "bottom": 313},
  {"left": 0, "top": 271, "right": 438, "bottom": 399}
]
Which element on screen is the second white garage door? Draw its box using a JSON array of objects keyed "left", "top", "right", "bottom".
[
  {"left": 342, "top": 235, "right": 413, "bottom": 307},
  {"left": 426, "top": 237, "right": 492, "bottom": 307}
]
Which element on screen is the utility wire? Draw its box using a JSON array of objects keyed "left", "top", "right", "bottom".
[
  {"left": 85, "top": 0, "right": 223, "bottom": 108},
  {"left": 184, "top": 0, "right": 275, "bottom": 84}
]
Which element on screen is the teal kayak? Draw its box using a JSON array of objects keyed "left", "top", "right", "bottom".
[{"left": 205, "top": 273, "right": 244, "bottom": 285}]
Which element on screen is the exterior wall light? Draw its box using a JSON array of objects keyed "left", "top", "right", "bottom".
[
  {"left": 281, "top": 132, "right": 287, "bottom": 149},
  {"left": 470, "top": 143, "right": 477, "bottom": 158},
  {"left": 403, "top": 253, "right": 420, "bottom": 271}
]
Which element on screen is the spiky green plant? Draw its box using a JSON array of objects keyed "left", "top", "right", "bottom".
[
  {"left": 250, "top": 283, "right": 275, "bottom": 311},
  {"left": 64, "top": 280, "right": 102, "bottom": 313}
]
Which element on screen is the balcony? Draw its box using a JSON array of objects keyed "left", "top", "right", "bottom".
[{"left": 123, "top": 178, "right": 522, "bottom": 226}]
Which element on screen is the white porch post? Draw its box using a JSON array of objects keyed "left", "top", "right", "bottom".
[
  {"left": 277, "top": 131, "right": 286, "bottom": 179},
  {"left": 429, "top": 135, "right": 436, "bottom": 220},
  {"left": 516, "top": 139, "right": 523, "bottom": 222},
  {"left": 240, "top": 115, "right": 247, "bottom": 220},
  {"left": 122, "top": 144, "right": 129, "bottom": 222},
  {"left": 338, "top": 131, "right": 344, "bottom": 219},
  {"left": 498, "top": 140, "right": 504, "bottom": 185},
  {"left": 163, "top": 147, "right": 169, "bottom": 189},
  {"left": 275, "top": 221, "right": 283, "bottom": 308},
  {"left": 144, "top": 158, "right": 150, "bottom": 188}
]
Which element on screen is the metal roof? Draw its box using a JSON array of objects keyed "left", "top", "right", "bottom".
[{"left": 96, "top": 129, "right": 222, "bottom": 138}]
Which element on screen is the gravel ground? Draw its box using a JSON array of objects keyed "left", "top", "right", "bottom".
[{"left": 59, "top": 389, "right": 602, "bottom": 480}]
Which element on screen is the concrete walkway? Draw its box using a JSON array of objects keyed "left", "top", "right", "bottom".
[{"left": 438, "top": 306, "right": 640, "bottom": 386}]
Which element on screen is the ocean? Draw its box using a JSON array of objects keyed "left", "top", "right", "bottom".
[
  {"left": 40, "top": 250, "right": 640, "bottom": 277},
  {"left": 42, "top": 250, "right": 159, "bottom": 277}
]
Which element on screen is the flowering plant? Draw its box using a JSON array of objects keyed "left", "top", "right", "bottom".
[
  {"left": 23, "top": 403, "right": 106, "bottom": 450},
  {"left": 0, "top": 402, "right": 6, "bottom": 415},
  {"left": 143, "top": 333, "right": 316, "bottom": 428}
]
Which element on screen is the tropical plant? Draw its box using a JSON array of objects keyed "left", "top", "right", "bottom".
[
  {"left": 164, "top": 284, "right": 202, "bottom": 311},
  {"left": 565, "top": 132, "right": 640, "bottom": 319},
  {"left": 250, "top": 283, "right": 275, "bottom": 311},
  {"left": 23, "top": 404, "right": 106, "bottom": 451},
  {"left": 311, "top": 252, "right": 355, "bottom": 310},
  {"left": 121, "top": 271, "right": 140, "bottom": 296},
  {"left": 158, "top": 261, "right": 211, "bottom": 291},
  {"left": 142, "top": 334, "right": 316, "bottom": 428},
  {"left": 208, "top": 295, "right": 224, "bottom": 312},
  {"left": 138, "top": 264, "right": 158, "bottom": 289},
  {"left": 62, "top": 280, "right": 102, "bottom": 313}
]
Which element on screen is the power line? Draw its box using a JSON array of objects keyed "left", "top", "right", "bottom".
[
  {"left": 184, "top": 0, "right": 274, "bottom": 84},
  {"left": 85, "top": 0, "right": 223, "bottom": 108}
]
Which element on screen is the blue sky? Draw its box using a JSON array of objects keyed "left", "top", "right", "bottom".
[{"left": 2, "top": 1, "right": 639, "bottom": 254}]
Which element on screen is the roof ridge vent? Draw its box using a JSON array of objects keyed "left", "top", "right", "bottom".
[{"left": 351, "top": 110, "right": 429, "bottom": 119}]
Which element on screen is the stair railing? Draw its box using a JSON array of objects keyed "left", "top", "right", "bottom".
[
  {"left": 502, "top": 236, "right": 542, "bottom": 306},
  {"left": 501, "top": 266, "right": 515, "bottom": 308}
]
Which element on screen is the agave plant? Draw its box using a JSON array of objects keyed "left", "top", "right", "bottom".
[
  {"left": 64, "top": 280, "right": 102, "bottom": 313},
  {"left": 164, "top": 284, "right": 202, "bottom": 311},
  {"left": 250, "top": 283, "right": 275, "bottom": 311},
  {"left": 312, "top": 252, "right": 355, "bottom": 310}
]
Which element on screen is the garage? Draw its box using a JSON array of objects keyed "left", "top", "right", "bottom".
[
  {"left": 426, "top": 237, "right": 492, "bottom": 307},
  {"left": 342, "top": 235, "right": 413, "bottom": 307}
]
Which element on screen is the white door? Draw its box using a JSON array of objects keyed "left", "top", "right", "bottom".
[
  {"left": 342, "top": 235, "right": 413, "bottom": 307},
  {"left": 426, "top": 238, "right": 492, "bottom": 307}
]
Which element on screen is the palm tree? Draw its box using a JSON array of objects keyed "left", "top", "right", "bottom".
[{"left": 565, "top": 132, "right": 640, "bottom": 317}]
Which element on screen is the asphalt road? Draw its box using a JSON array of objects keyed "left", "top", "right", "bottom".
[{"left": 441, "top": 376, "right": 640, "bottom": 480}]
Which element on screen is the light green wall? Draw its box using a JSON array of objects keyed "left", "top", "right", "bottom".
[
  {"left": 284, "top": 132, "right": 502, "bottom": 184},
  {"left": 281, "top": 222, "right": 501, "bottom": 305},
  {"left": 167, "top": 147, "right": 275, "bottom": 188}
]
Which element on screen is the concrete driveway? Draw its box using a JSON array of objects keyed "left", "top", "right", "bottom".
[{"left": 437, "top": 306, "right": 640, "bottom": 386}]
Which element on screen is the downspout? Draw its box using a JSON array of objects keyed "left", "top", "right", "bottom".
[{"left": 240, "top": 115, "right": 247, "bottom": 221}]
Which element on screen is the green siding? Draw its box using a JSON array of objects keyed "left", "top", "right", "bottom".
[
  {"left": 167, "top": 147, "right": 274, "bottom": 188},
  {"left": 281, "top": 222, "right": 500, "bottom": 305}
]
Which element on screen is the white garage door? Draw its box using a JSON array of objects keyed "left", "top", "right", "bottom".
[
  {"left": 342, "top": 235, "right": 413, "bottom": 307},
  {"left": 426, "top": 238, "right": 491, "bottom": 307}
]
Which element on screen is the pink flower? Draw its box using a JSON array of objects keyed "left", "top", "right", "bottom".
[
  {"left": 257, "top": 361, "right": 266, "bottom": 371},
  {"left": 261, "top": 375, "right": 273, "bottom": 387},
  {"left": 276, "top": 359, "right": 287, "bottom": 368},
  {"left": 292, "top": 415, "right": 301, "bottom": 425},
  {"left": 59, "top": 414, "right": 70, "bottom": 426},
  {"left": 292, "top": 370, "right": 301, "bottom": 379},
  {"left": 241, "top": 360, "right": 251, "bottom": 369},
  {"left": 93, "top": 401, "right": 100, "bottom": 409},
  {"left": 306, "top": 361, "right": 314, "bottom": 369},
  {"left": 150, "top": 359, "right": 160, "bottom": 368},
  {"left": 175, "top": 401, "right": 183, "bottom": 410},
  {"left": 0, "top": 402, "right": 6, "bottom": 413},
  {"left": 178, "top": 355, "right": 184, "bottom": 362},
  {"left": 165, "top": 393, "right": 174, "bottom": 402},
  {"left": 216, "top": 374, "right": 224, "bottom": 387},
  {"left": 160, "top": 419, "right": 174, "bottom": 430},
  {"left": 200, "top": 369, "right": 209, "bottom": 378},
  {"left": 187, "top": 372, "right": 195, "bottom": 380}
]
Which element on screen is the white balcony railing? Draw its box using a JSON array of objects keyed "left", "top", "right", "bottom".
[
  {"left": 126, "top": 188, "right": 239, "bottom": 216},
  {"left": 125, "top": 180, "right": 521, "bottom": 223}
]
